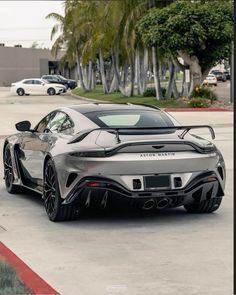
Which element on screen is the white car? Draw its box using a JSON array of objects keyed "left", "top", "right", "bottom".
[
  {"left": 10, "top": 78, "right": 66, "bottom": 96},
  {"left": 202, "top": 74, "right": 217, "bottom": 86}
]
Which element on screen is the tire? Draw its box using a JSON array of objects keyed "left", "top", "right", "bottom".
[
  {"left": 3, "top": 144, "right": 21, "bottom": 194},
  {"left": 184, "top": 197, "right": 222, "bottom": 214},
  {"left": 17, "top": 88, "right": 25, "bottom": 96},
  {"left": 47, "top": 88, "right": 56, "bottom": 96},
  {"left": 43, "top": 159, "right": 79, "bottom": 221}
]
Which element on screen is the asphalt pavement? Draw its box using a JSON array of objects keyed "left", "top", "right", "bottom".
[{"left": 0, "top": 88, "right": 233, "bottom": 295}]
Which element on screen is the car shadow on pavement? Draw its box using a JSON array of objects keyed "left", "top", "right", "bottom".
[
  {"left": 69, "top": 207, "right": 221, "bottom": 228},
  {"left": 1, "top": 186, "right": 221, "bottom": 226},
  {"left": 1, "top": 186, "right": 43, "bottom": 206}
]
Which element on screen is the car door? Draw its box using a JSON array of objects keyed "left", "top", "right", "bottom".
[
  {"left": 32, "top": 79, "right": 45, "bottom": 94},
  {"left": 22, "top": 79, "right": 34, "bottom": 94},
  {"left": 18, "top": 112, "right": 55, "bottom": 186},
  {"left": 18, "top": 111, "right": 75, "bottom": 186}
]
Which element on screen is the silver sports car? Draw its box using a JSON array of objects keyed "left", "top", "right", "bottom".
[{"left": 3, "top": 104, "right": 226, "bottom": 221}]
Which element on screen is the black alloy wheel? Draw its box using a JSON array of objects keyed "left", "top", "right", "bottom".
[
  {"left": 43, "top": 159, "right": 79, "bottom": 221},
  {"left": 17, "top": 88, "right": 25, "bottom": 96},
  {"left": 3, "top": 144, "right": 20, "bottom": 193},
  {"left": 47, "top": 88, "right": 56, "bottom": 95}
]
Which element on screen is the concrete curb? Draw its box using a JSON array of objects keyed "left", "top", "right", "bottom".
[
  {"left": 164, "top": 107, "right": 232, "bottom": 112},
  {"left": 0, "top": 242, "right": 59, "bottom": 295},
  {"left": 69, "top": 92, "right": 101, "bottom": 103}
]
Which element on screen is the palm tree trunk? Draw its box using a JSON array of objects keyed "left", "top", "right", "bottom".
[
  {"left": 165, "top": 61, "right": 175, "bottom": 99},
  {"left": 82, "top": 66, "right": 88, "bottom": 89},
  {"left": 76, "top": 51, "right": 88, "bottom": 92},
  {"left": 173, "top": 79, "right": 180, "bottom": 99},
  {"left": 111, "top": 47, "right": 127, "bottom": 95},
  {"left": 142, "top": 48, "right": 149, "bottom": 94},
  {"left": 91, "top": 68, "right": 95, "bottom": 90},
  {"left": 88, "top": 60, "right": 93, "bottom": 91},
  {"left": 152, "top": 46, "right": 163, "bottom": 100},
  {"left": 135, "top": 49, "right": 140, "bottom": 95},
  {"left": 99, "top": 50, "right": 108, "bottom": 94},
  {"left": 129, "top": 54, "right": 135, "bottom": 97}
]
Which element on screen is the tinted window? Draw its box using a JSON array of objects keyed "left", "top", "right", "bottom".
[
  {"left": 58, "top": 75, "right": 67, "bottom": 81},
  {"left": 35, "top": 111, "right": 74, "bottom": 134},
  {"left": 47, "top": 112, "right": 70, "bottom": 133},
  {"left": 35, "top": 112, "right": 56, "bottom": 133},
  {"left": 85, "top": 110, "right": 174, "bottom": 128},
  {"left": 33, "top": 80, "right": 42, "bottom": 85},
  {"left": 23, "top": 80, "right": 34, "bottom": 84},
  {"left": 51, "top": 77, "right": 60, "bottom": 82}
]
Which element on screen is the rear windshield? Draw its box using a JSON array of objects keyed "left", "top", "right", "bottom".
[{"left": 84, "top": 110, "right": 174, "bottom": 128}]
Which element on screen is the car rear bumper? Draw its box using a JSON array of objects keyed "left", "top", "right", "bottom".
[{"left": 62, "top": 171, "right": 224, "bottom": 210}]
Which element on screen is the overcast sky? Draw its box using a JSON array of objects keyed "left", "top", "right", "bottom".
[{"left": 0, "top": 1, "right": 64, "bottom": 49}]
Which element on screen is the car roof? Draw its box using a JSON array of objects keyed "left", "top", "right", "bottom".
[
  {"left": 68, "top": 103, "right": 161, "bottom": 114},
  {"left": 23, "top": 78, "right": 42, "bottom": 81}
]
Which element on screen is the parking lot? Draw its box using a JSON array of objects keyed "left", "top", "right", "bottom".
[{"left": 0, "top": 88, "right": 233, "bottom": 295}]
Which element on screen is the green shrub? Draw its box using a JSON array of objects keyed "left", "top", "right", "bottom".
[
  {"left": 190, "top": 85, "right": 217, "bottom": 103},
  {"left": 0, "top": 261, "right": 32, "bottom": 294},
  {"left": 143, "top": 87, "right": 166, "bottom": 97},
  {"left": 188, "top": 97, "right": 210, "bottom": 108}
]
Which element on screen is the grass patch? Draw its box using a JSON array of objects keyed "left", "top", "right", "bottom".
[
  {"left": 72, "top": 86, "right": 187, "bottom": 108},
  {"left": 0, "top": 260, "right": 32, "bottom": 294}
]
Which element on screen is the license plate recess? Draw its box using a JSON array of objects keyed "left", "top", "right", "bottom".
[{"left": 144, "top": 175, "right": 170, "bottom": 190}]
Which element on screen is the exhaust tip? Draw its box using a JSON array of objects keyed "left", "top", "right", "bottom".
[
  {"left": 156, "top": 198, "right": 169, "bottom": 209},
  {"left": 142, "top": 199, "right": 155, "bottom": 210}
]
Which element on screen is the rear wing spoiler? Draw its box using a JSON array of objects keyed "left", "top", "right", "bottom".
[{"left": 68, "top": 125, "right": 215, "bottom": 144}]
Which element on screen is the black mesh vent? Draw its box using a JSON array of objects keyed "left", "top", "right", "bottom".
[
  {"left": 66, "top": 173, "right": 77, "bottom": 187},
  {"left": 206, "top": 186, "right": 213, "bottom": 200},
  {"left": 192, "top": 188, "right": 203, "bottom": 202},
  {"left": 217, "top": 166, "right": 224, "bottom": 180}
]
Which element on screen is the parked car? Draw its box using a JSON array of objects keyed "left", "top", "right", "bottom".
[
  {"left": 42, "top": 75, "right": 77, "bottom": 89},
  {"left": 210, "top": 70, "right": 226, "bottom": 82},
  {"left": 3, "top": 103, "right": 226, "bottom": 221},
  {"left": 223, "top": 70, "right": 230, "bottom": 80},
  {"left": 202, "top": 74, "right": 217, "bottom": 86},
  {"left": 10, "top": 78, "right": 66, "bottom": 96}
]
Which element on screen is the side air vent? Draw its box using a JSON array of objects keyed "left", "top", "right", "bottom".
[
  {"left": 217, "top": 166, "right": 224, "bottom": 180},
  {"left": 66, "top": 173, "right": 77, "bottom": 187}
]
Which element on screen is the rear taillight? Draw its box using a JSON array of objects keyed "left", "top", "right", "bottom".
[
  {"left": 69, "top": 151, "right": 105, "bottom": 157},
  {"left": 86, "top": 181, "right": 103, "bottom": 187}
]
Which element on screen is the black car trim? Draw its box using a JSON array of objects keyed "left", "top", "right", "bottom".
[
  {"left": 68, "top": 125, "right": 215, "bottom": 145},
  {"left": 63, "top": 171, "right": 224, "bottom": 205}
]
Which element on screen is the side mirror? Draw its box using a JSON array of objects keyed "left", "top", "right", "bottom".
[{"left": 15, "top": 120, "right": 31, "bottom": 132}]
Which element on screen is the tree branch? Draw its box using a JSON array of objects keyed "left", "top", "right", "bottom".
[
  {"left": 177, "top": 50, "right": 192, "bottom": 66},
  {"left": 172, "top": 56, "right": 187, "bottom": 72}
]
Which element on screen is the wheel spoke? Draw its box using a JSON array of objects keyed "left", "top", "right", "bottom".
[
  {"left": 4, "top": 147, "right": 14, "bottom": 188},
  {"left": 44, "top": 163, "right": 57, "bottom": 215}
]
